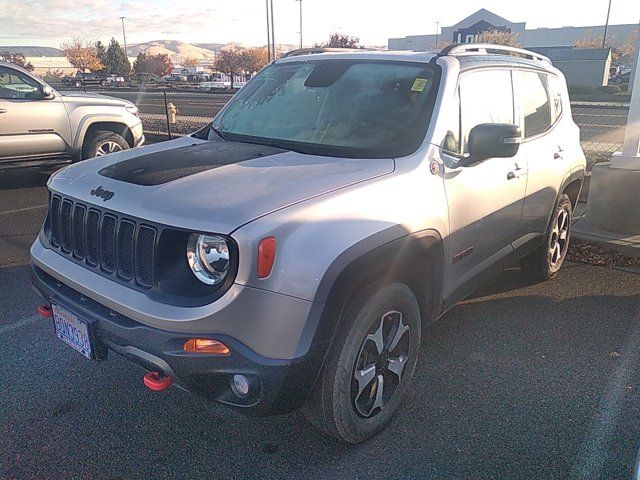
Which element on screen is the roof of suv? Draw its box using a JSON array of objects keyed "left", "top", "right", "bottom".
[{"left": 276, "top": 44, "right": 556, "bottom": 73}]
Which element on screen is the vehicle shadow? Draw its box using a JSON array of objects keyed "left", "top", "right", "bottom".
[
  {"left": 0, "top": 167, "right": 54, "bottom": 190},
  {"left": 4, "top": 265, "right": 639, "bottom": 480}
]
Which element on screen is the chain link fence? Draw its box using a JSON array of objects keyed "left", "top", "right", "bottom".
[
  {"left": 55, "top": 86, "right": 629, "bottom": 169},
  {"left": 571, "top": 102, "right": 629, "bottom": 169}
]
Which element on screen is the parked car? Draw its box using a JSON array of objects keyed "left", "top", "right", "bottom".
[
  {"left": 197, "top": 80, "right": 230, "bottom": 90},
  {"left": 62, "top": 72, "right": 113, "bottom": 88},
  {"left": 610, "top": 71, "right": 631, "bottom": 84},
  {"left": 133, "top": 72, "right": 164, "bottom": 85},
  {"left": 164, "top": 74, "right": 187, "bottom": 83},
  {"left": 30, "top": 44, "right": 585, "bottom": 443},
  {"left": 0, "top": 61, "right": 144, "bottom": 170},
  {"left": 105, "top": 74, "right": 125, "bottom": 86}
]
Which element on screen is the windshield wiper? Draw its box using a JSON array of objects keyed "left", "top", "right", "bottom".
[{"left": 209, "top": 124, "right": 227, "bottom": 141}]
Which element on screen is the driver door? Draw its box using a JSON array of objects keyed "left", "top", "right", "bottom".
[
  {"left": 441, "top": 68, "right": 527, "bottom": 298},
  {"left": 0, "top": 65, "right": 71, "bottom": 161}
]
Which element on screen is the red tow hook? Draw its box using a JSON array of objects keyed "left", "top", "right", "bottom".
[
  {"left": 37, "top": 305, "right": 53, "bottom": 318},
  {"left": 143, "top": 371, "right": 174, "bottom": 391}
]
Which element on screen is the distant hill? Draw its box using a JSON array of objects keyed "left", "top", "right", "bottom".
[
  {"left": 1, "top": 41, "right": 300, "bottom": 64},
  {"left": 0, "top": 46, "right": 64, "bottom": 56},
  {"left": 127, "top": 40, "right": 217, "bottom": 61}
]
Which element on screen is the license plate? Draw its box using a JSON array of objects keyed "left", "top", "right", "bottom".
[{"left": 52, "top": 303, "right": 93, "bottom": 359}]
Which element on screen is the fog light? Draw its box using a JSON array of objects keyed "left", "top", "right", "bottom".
[
  {"left": 231, "top": 374, "right": 250, "bottom": 397},
  {"left": 183, "top": 338, "right": 230, "bottom": 355}
]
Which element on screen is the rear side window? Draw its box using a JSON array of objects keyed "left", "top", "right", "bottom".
[
  {"left": 548, "top": 74, "right": 564, "bottom": 123},
  {"left": 459, "top": 69, "right": 514, "bottom": 153},
  {"left": 515, "top": 70, "right": 552, "bottom": 138}
]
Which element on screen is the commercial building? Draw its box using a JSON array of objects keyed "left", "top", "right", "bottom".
[
  {"left": 388, "top": 9, "right": 638, "bottom": 51},
  {"left": 389, "top": 9, "right": 638, "bottom": 88}
]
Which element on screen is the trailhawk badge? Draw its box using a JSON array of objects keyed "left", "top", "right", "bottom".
[{"left": 90, "top": 186, "right": 115, "bottom": 202}]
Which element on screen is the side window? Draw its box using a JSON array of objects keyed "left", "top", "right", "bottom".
[
  {"left": 516, "top": 70, "right": 552, "bottom": 138},
  {"left": 459, "top": 69, "right": 514, "bottom": 153},
  {"left": 548, "top": 74, "right": 564, "bottom": 124},
  {"left": 0, "top": 66, "right": 41, "bottom": 100},
  {"left": 441, "top": 88, "right": 461, "bottom": 155}
]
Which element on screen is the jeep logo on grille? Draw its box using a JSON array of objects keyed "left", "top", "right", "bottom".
[{"left": 90, "top": 186, "right": 115, "bottom": 202}]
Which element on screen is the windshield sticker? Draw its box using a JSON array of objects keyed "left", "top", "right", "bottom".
[{"left": 411, "top": 78, "right": 429, "bottom": 92}]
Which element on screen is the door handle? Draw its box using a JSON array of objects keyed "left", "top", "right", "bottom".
[{"left": 0, "top": 108, "right": 7, "bottom": 114}]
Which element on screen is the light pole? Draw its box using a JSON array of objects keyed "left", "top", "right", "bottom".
[
  {"left": 266, "top": 0, "right": 272, "bottom": 61},
  {"left": 434, "top": 20, "right": 440, "bottom": 50},
  {"left": 119, "top": 16, "right": 128, "bottom": 59},
  {"left": 270, "top": 0, "right": 276, "bottom": 59},
  {"left": 602, "top": 0, "right": 612, "bottom": 48},
  {"left": 295, "top": 0, "right": 303, "bottom": 49}
]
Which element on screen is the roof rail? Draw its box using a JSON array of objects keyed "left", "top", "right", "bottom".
[
  {"left": 437, "top": 43, "right": 551, "bottom": 64},
  {"left": 280, "top": 47, "right": 367, "bottom": 58}
]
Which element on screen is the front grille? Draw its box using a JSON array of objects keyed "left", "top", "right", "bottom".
[{"left": 46, "top": 194, "right": 157, "bottom": 288}]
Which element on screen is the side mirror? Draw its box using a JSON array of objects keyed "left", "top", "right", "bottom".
[
  {"left": 464, "top": 123, "right": 521, "bottom": 164},
  {"left": 41, "top": 85, "right": 55, "bottom": 100}
]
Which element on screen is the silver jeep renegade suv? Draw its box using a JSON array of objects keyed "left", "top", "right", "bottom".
[{"left": 31, "top": 44, "right": 585, "bottom": 443}]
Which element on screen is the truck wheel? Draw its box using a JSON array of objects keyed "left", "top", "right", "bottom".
[
  {"left": 306, "top": 282, "right": 421, "bottom": 443},
  {"left": 83, "top": 131, "right": 129, "bottom": 159},
  {"left": 521, "top": 193, "right": 572, "bottom": 281}
]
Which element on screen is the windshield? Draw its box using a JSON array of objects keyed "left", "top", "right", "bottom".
[{"left": 210, "top": 59, "right": 440, "bottom": 158}]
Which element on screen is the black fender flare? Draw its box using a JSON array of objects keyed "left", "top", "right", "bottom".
[{"left": 299, "top": 226, "right": 445, "bottom": 379}]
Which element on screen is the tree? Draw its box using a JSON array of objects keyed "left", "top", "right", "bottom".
[
  {"left": 434, "top": 40, "right": 453, "bottom": 51},
  {"left": 0, "top": 51, "right": 34, "bottom": 71},
  {"left": 61, "top": 37, "right": 103, "bottom": 72},
  {"left": 215, "top": 48, "right": 245, "bottom": 89},
  {"left": 573, "top": 35, "right": 604, "bottom": 50},
  {"left": 95, "top": 41, "right": 108, "bottom": 71},
  {"left": 241, "top": 47, "right": 269, "bottom": 72},
  {"left": 315, "top": 33, "right": 362, "bottom": 49},
  {"left": 181, "top": 57, "right": 200, "bottom": 67},
  {"left": 105, "top": 38, "right": 131, "bottom": 76},
  {"left": 618, "top": 31, "right": 637, "bottom": 62},
  {"left": 133, "top": 52, "right": 173, "bottom": 76},
  {"left": 477, "top": 29, "right": 521, "bottom": 47},
  {"left": 573, "top": 34, "right": 631, "bottom": 62}
]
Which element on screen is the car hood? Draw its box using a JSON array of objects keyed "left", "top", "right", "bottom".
[
  {"left": 59, "top": 91, "right": 131, "bottom": 108},
  {"left": 48, "top": 136, "right": 395, "bottom": 234}
]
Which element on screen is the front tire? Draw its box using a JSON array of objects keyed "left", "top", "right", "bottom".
[
  {"left": 306, "top": 282, "right": 421, "bottom": 443},
  {"left": 521, "top": 193, "right": 572, "bottom": 281},
  {"left": 82, "top": 130, "right": 129, "bottom": 160}
]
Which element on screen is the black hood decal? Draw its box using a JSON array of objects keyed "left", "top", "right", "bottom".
[{"left": 99, "top": 139, "right": 287, "bottom": 186}]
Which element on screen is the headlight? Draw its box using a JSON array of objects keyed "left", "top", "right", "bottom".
[
  {"left": 187, "top": 234, "right": 230, "bottom": 285},
  {"left": 126, "top": 104, "right": 139, "bottom": 117}
]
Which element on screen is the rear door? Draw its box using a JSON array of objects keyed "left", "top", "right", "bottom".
[
  {"left": 514, "top": 70, "right": 568, "bottom": 237},
  {"left": 0, "top": 65, "right": 71, "bottom": 161},
  {"left": 441, "top": 68, "right": 527, "bottom": 297}
]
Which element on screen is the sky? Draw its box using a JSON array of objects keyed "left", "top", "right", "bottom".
[{"left": 1, "top": 0, "right": 639, "bottom": 49}]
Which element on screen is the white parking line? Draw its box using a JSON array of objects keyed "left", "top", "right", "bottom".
[
  {"left": 0, "top": 314, "right": 37, "bottom": 335},
  {"left": 570, "top": 307, "right": 640, "bottom": 480},
  {"left": 0, "top": 204, "right": 47, "bottom": 215}
]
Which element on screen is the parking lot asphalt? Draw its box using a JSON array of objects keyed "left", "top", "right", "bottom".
[{"left": 1, "top": 169, "right": 640, "bottom": 480}]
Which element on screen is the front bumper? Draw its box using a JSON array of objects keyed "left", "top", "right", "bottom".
[{"left": 31, "top": 263, "right": 329, "bottom": 415}]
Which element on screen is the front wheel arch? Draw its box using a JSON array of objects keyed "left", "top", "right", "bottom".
[
  {"left": 306, "top": 229, "right": 444, "bottom": 397},
  {"left": 79, "top": 121, "right": 134, "bottom": 156}
]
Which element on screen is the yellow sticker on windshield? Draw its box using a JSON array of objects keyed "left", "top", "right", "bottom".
[{"left": 411, "top": 78, "right": 429, "bottom": 92}]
